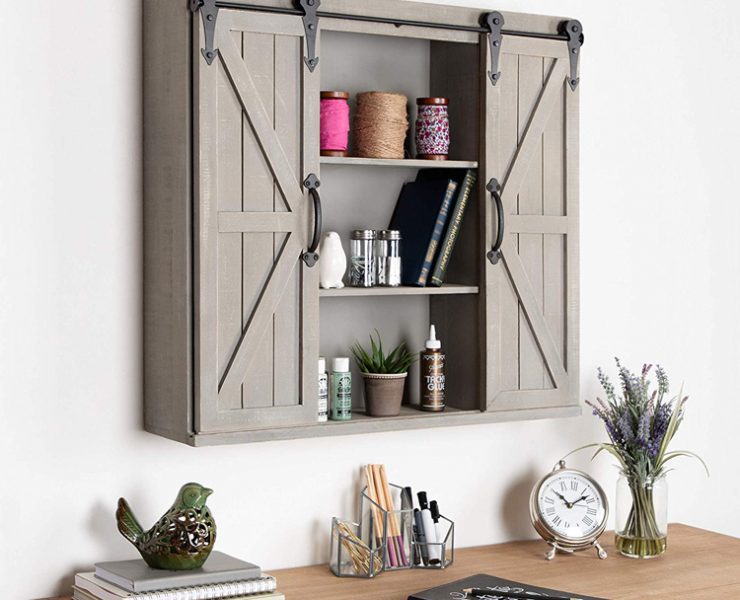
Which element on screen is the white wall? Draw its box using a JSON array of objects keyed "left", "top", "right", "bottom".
[{"left": 2, "top": 1, "right": 738, "bottom": 598}]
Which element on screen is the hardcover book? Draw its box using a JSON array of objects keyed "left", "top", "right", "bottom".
[
  {"left": 95, "top": 551, "right": 261, "bottom": 592},
  {"left": 416, "top": 168, "right": 477, "bottom": 286},
  {"left": 389, "top": 178, "right": 458, "bottom": 286},
  {"left": 408, "top": 573, "right": 606, "bottom": 600}
]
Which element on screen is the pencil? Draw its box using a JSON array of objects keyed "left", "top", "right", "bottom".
[
  {"left": 462, "top": 589, "right": 583, "bottom": 600},
  {"left": 371, "top": 464, "right": 400, "bottom": 567},
  {"left": 378, "top": 464, "right": 409, "bottom": 566},
  {"left": 366, "top": 464, "right": 398, "bottom": 567},
  {"left": 363, "top": 466, "right": 385, "bottom": 549}
]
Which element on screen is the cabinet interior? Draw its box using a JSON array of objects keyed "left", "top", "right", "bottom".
[{"left": 319, "top": 29, "right": 482, "bottom": 411}]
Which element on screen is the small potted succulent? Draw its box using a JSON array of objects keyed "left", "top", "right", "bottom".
[{"left": 351, "top": 331, "right": 416, "bottom": 417}]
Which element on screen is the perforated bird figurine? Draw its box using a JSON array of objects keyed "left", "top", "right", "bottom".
[{"left": 116, "top": 482, "right": 216, "bottom": 570}]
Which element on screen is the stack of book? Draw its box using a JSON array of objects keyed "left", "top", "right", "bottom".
[
  {"left": 73, "top": 552, "right": 284, "bottom": 600},
  {"left": 389, "top": 168, "right": 477, "bottom": 287}
]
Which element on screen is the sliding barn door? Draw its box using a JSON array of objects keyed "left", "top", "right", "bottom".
[
  {"left": 194, "top": 10, "right": 320, "bottom": 433},
  {"left": 483, "top": 36, "right": 579, "bottom": 412}
]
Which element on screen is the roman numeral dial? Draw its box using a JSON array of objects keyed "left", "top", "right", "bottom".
[{"left": 534, "top": 470, "right": 607, "bottom": 542}]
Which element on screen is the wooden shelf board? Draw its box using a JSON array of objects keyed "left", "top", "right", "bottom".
[
  {"left": 320, "top": 156, "right": 478, "bottom": 169},
  {"left": 319, "top": 284, "right": 479, "bottom": 298},
  {"left": 187, "top": 404, "right": 582, "bottom": 446}
]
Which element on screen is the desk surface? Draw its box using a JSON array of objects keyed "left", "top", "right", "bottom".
[
  {"left": 274, "top": 524, "right": 739, "bottom": 600},
  {"left": 50, "top": 524, "right": 739, "bottom": 600}
]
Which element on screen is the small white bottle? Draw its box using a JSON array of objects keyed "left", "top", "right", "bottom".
[{"left": 318, "top": 357, "right": 328, "bottom": 422}]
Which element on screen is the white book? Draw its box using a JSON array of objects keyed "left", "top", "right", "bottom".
[
  {"left": 75, "top": 572, "right": 277, "bottom": 600},
  {"left": 73, "top": 586, "right": 285, "bottom": 600}
]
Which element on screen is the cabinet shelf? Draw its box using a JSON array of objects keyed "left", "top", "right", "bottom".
[
  {"left": 189, "top": 404, "right": 581, "bottom": 446},
  {"left": 320, "top": 156, "right": 478, "bottom": 169},
  {"left": 319, "top": 284, "right": 479, "bottom": 298}
]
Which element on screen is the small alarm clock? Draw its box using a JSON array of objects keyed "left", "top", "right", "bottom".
[{"left": 529, "top": 460, "right": 609, "bottom": 561}]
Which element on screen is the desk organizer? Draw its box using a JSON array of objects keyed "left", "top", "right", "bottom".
[{"left": 330, "top": 484, "right": 455, "bottom": 578}]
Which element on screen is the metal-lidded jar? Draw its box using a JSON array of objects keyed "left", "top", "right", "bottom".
[
  {"left": 376, "top": 230, "right": 402, "bottom": 287},
  {"left": 350, "top": 229, "right": 377, "bottom": 287},
  {"left": 415, "top": 97, "right": 450, "bottom": 160}
]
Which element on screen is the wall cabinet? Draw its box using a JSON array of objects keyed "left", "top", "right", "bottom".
[{"left": 144, "top": 0, "right": 582, "bottom": 446}]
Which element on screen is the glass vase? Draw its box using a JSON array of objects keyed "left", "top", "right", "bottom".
[{"left": 615, "top": 473, "right": 668, "bottom": 558}]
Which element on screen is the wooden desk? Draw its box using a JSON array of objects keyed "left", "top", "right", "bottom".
[
  {"left": 275, "top": 524, "right": 738, "bottom": 600},
  {"left": 50, "top": 525, "right": 739, "bottom": 600}
]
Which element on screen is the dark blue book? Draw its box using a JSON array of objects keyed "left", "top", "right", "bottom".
[
  {"left": 389, "top": 178, "right": 458, "bottom": 286},
  {"left": 416, "top": 168, "right": 477, "bottom": 286}
]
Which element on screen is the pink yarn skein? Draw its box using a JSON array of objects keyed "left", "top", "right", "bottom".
[{"left": 320, "top": 95, "right": 350, "bottom": 153}]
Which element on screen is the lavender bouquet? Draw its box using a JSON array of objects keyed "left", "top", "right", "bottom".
[{"left": 582, "top": 359, "right": 707, "bottom": 558}]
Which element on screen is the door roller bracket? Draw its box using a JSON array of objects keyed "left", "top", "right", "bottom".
[
  {"left": 483, "top": 11, "right": 504, "bottom": 86},
  {"left": 191, "top": 0, "right": 219, "bottom": 65},
  {"left": 560, "top": 19, "right": 584, "bottom": 90},
  {"left": 297, "top": 0, "right": 320, "bottom": 72}
]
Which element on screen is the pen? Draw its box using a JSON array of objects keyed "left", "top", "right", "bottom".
[{"left": 462, "top": 590, "right": 583, "bottom": 600}]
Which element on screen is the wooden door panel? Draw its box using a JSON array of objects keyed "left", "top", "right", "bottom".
[
  {"left": 195, "top": 10, "right": 319, "bottom": 433},
  {"left": 484, "top": 40, "right": 578, "bottom": 412}
]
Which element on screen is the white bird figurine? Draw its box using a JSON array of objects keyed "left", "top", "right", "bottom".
[{"left": 319, "top": 232, "right": 347, "bottom": 289}]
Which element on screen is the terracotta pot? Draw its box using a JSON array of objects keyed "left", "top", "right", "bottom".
[{"left": 362, "top": 372, "right": 408, "bottom": 417}]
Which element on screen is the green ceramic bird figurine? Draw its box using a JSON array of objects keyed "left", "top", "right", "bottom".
[{"left": 116, "top": 482, "right": 217, "bottom": 570}]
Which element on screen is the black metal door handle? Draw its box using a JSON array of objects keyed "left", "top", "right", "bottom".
[
  {"left": 302, "top": 173, "right": 321, "bottom": 267},
  {"left": 487, "top": 178, "right": 504, "bottom": 265}
]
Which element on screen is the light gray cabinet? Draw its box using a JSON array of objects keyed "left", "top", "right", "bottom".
[{"left": 144, "top": 0, "right": 582, "bottom": 446}]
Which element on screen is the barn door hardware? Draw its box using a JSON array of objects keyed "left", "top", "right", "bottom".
[
  {"left": 297, "top": 0, "right": 320, "bottom": 72},
  {"left": 483, "top": 12, "right": 504, "bottom": 86},
  {"left": 486, "top": 179, "right": 504, "bottom": 265},
  {"left": 199, "top": 2, "right": 582, "bottom": 84},
  {"left": 302, "top": 174, "right": 322, "bottom": 267},
  {"left": 560, "top": 19, "right": 584, "bottom": 90},
  {"left": 191, "top": 0, "right": 219, "bottom": 65}
]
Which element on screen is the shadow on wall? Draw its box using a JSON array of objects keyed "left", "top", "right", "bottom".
[
  {"left": 499, "top": 466, "right": 540, "bottom": 541},
  {"left": 48, "top": 499, "right": 140, "bottom": 597},
  {"left": 51, "top": 565, "right": 86, "bottom": 600}
]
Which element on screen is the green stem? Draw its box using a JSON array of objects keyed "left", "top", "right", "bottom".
[{"left": 617, "top": 476, "right": 665, "bottom": 558}]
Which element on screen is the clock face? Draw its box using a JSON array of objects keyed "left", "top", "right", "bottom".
[{"left": 536, "top": 470, "right": 607, "bottom": 541}]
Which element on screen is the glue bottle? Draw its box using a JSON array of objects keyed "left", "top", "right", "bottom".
[{"left": 420, "top": 325, "right": 445, "bottom": 412}]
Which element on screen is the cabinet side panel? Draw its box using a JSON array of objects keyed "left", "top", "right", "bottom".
[{"left": 143, "top": 0, "right": 193, "bottom": 441}]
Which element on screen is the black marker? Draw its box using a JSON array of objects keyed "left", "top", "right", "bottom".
[
  {"left": 401, "top": 487, "right": 417, "bottom": 564},
  {"left": 430, "top": 499, "right": 444, "bottom": 543},
  {"left": 413, "top": 508, "right": 428, "bottom": 565}
]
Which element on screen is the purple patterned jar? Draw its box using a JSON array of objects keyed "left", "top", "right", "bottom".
[{"left": 415, "top": 97, "right": 450, "bottom": 160}]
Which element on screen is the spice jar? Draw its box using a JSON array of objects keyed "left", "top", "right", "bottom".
[
  {"left": 415, "top": 97, "right": 450, "bottom": 160},
  {"left": 350, "top": 230, "right": 377, "bottom": 287},
  {"left": 376, "top": 230, "right": 402, "bottom": 287}
]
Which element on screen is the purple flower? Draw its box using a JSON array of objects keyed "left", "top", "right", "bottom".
[
  {"left": 617, "top": 412, "right": 635, "bottom": 445},
  {"left": 648, "top": 402, "right": 672, "bottom": 457},
  {"left": 637, "top": 411, "right": 651, "bottom": 448}
]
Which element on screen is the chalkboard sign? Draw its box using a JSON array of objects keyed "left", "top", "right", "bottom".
[{"left": 408, "top": 573, "right": 606, "bottom": 600}]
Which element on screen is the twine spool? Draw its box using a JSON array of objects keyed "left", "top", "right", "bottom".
[
  {"left": 354, "top": 92, "right": 409, "bottom": 159},
  {"left": 320, "top": 91, "right": 350, "bottom": 157},
  {"left": 415, "top": 97, "right": 450, "bottom": 160}
]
